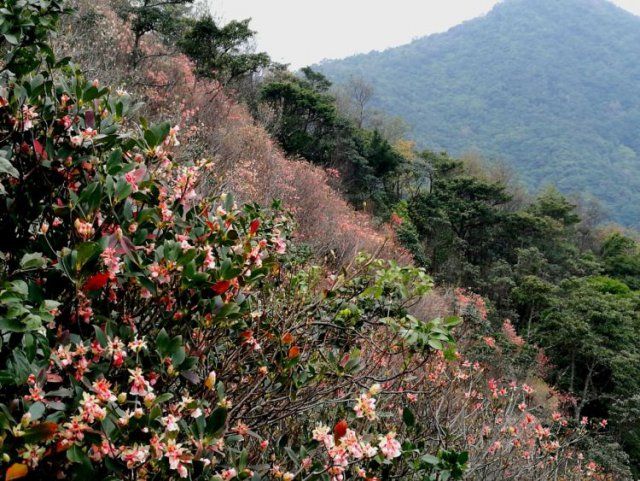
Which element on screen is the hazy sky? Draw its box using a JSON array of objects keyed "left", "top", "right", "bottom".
[{"left": 212, "top": 0, "right": 640, "bottom": 68}]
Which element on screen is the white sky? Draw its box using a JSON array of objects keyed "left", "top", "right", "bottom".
[{"left": 211, "top": 0, "right": 640, "bottom": 68}]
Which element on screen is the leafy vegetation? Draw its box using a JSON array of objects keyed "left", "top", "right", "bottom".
[
  {"left": 316, "top": 0, "right": 640, "bottom": 227},
  {"left": 0, "top": 0, "right": 638, "bottom": 479}
]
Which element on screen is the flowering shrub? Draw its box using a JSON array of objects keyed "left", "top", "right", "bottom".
[
  {"left": 408, "top": 351, "right": 613, "bottom": 480},
  {"left": 0, "top": 3, "right": 288, "bottom": 478},
  {"left": 0, "top": 3, "right": 458, "bottom": 480},
  {"left": 0, "top": 2, "right": 623, "bottom": 480},
  {"left": 59, "top": 0, "right": 413, "bottom": 266}
]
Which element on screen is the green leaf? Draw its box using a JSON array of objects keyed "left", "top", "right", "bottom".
[
  {"left": 106, "top": 148, "right": 123, "bottom": 175},
  {"left": 0, "top": 318, "right": 26, "bottom": 332},
  {"left": 206, "top": 407, "right": 227, "bottom": 436},
  {"left": 444, "top": 316, "right": 462, "bottom": 327},
  {"left": 402, "top": 406, "right": 416, "bottom": 427},
  {"left": 93, "top": 325, "right": 108, "bottom": 348},
  {"left": 20, "top": 252, "right": 46, "bottom": 270},
  {"left": 75, "top": 242, "right": 102, "bottom": 271},
  {"left": 421, "top": 454, "right": 439, "bottom": 465},
  {"left": 27, "top": 402, "right": 46, "bottom": 421},
  {"left": 0, "top": 157, "right": 18, "bottom": 178},
  {"left": 67, "top": 444, "right": 92, "bottom": 471},
  {"left": 154, "top": 393, "right": 174, "bottom": 404},
  {"left": 114, "top": 179, "right": 132, "bottom": 203},
  {"left": 144, "top": 121, "right": 170, "bottom": 148},
  {"left": 3, "top": 33, "right": 18, "bottom": 45}
]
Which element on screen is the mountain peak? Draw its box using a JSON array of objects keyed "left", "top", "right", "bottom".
[
  {"left": 489, "top": 0, "right": 637, "bottom": 20},
  {"left": 317, "top": 0, "right": 640, "bottom": 226}
]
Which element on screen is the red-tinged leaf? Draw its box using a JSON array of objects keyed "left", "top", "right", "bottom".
[
  {"left": 33, "top": 140, "right": 47, "bottom": 160},
  {"left": 333, "top": 420, "right": 348, "bottom": 441},
  {"left": 119, "top": 236, "right": 136, "bottom": 258},
  {"left": 55, "top": 440, "right": 71, "bottom": 453},
  {"left": 84, "top": 110, "right": 95, "bottom": 129},
  {"left": 83, "top": 272, "right": 110, "bottom": 292},
  {"left": 249, "top": 219, "right": 260, "bottom": 235},
  {"left": 340, "top": 353, "right": 350, "bottom": 367},
  {"left": 23, "top": 422, "right": 58, "bottom": 443},
  {"left": 6, "top": 463, "right": 28, "bottom": 480},
  {"left": 212, "top": 280, "right": 231, "bottom": 295}
]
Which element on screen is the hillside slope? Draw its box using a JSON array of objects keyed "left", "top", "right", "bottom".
[{"left": 316, "top": 0, "right": 640, "bottom": 226}]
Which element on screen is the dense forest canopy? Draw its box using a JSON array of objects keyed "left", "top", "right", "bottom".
[{"left": 315, "top": 0, "right": 640, "bottom": 227}]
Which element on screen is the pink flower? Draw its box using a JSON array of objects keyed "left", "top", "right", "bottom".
[
  {"left": 176, "top": 234, "right": 192, "bottom": 251},
  {"left": 59, "top": 115, "right": 72, "bottom": 130},
  {"left": 274, "top": 237, "right": 286, "bottom": 254},
  {"left": 100, "top": 247, "right": 122, "bottom": 277},
  {"left": 221, "top": 468, "right": 237, "bottom": 481},
  {"left": 124, "top": 166, "right": 146, "bottom": 192},
  {"left": 20, "top": 105, "right": 38, "bottom": 131},
  {"left": 107, "top": 337, "right": 127, "bottom": 367},
  {"left": 502, "top": 319, "right": 525, "bottom": 347},
  {"left": 353, "top": 392, "right": 377, "bottom": 420},
  {"left": 92, "top": 378, "right": 116, "bottom": 403},
  {"left": 79, "top": 393, "right": 107, "bottom": 423},
  {"left": 129, "top": 367, "right": 153, "bottom": 396},
  {"left": 61, "top": 417, "right": 89, "bottom": 443},
  {"left": 165, "top": 439, "right": 190, "bottom": 477},
  {"left": 488, "top": 441, "right": 502, "bottom": 455},
  {"left": 149, "top": 263, "right": 170, "bottom": 283},
  {"left": 74, "top": 218, "right": 95, "bottom": 239},
  {"left": 378, "top": 432, "right": 402, "bottom": 459},
  {"left": 164, "top": 125, "right": 180, "bottom": 146},
  {"left": 483, "top": 336, "right": 496, "bottom": 348},
  {"left": 20, "top": 444, "right": 45, "bottom": 468},
  {"left": 120, "top": 444, "right": 150, "bottom": 468}
]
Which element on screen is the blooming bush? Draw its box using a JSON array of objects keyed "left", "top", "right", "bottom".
[
  {"left": 59, "top": 0, "right": 413, "bottom": 266},
  {"left": 0, "top": 3, "right": 457, "bottom": 480},
  {"left": 0, "top": 2, "right": 623, "bottom": 480},
  {"left": 0, "top": 2, "right": 287, "bottom": 477}
]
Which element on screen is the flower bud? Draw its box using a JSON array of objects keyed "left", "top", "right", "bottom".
[
  {"left": 205, "top": 370, "right": 217, "bottom": 390},
  {"left": 20, "top": 413, "right": 31, "bottom": 427}
]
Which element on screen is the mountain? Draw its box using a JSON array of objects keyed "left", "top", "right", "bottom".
[{"left": 316, "top": 0, "right": 640, "bottom": 226}]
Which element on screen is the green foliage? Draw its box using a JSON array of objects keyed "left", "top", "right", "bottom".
[
  {"left": 316, "top": 0, "right": 640, "bottom": 227},
  {"left": 0, "top": 0, "right": 66, "bottom": 76},
  {"left": 113, "top": 0, "right": 193, "bottom": 65},
  {"left": 536, "top": 277, "right": 640, "bottom": 419},
  {"left": 407, "top": 151, "right": 512, "bottom": 284},
  {"left": 0, "top": 6, "right": 467, "bottom": 479},
  {"left": 417, "top": 450, "right": 468, "bottom": 481},
  {"left": 261, "top": 69, "right": 339, "bottom": 163},
  {"left": 386, "top": 146, "right": 640, "bottom": 472},
  {"left": 260, "top": 68, "right": 405, "bottom": 211},
  {"left": 178, "top": 15, "right": 270, "bottom": 84},
  {"left": 601, "top": 232, "right": 640, "bottom": 290}
]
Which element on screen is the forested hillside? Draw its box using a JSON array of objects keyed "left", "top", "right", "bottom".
[
  {"left": 1, "top": 0, "right": 640, "bottom": 480},
  {"left": 316, "top": 0, "right": 640, "bottom": 226}
]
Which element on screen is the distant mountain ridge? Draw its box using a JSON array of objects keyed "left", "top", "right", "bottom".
[{"left": 316, "top": 0, "right": 640, "bottom": 226}]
